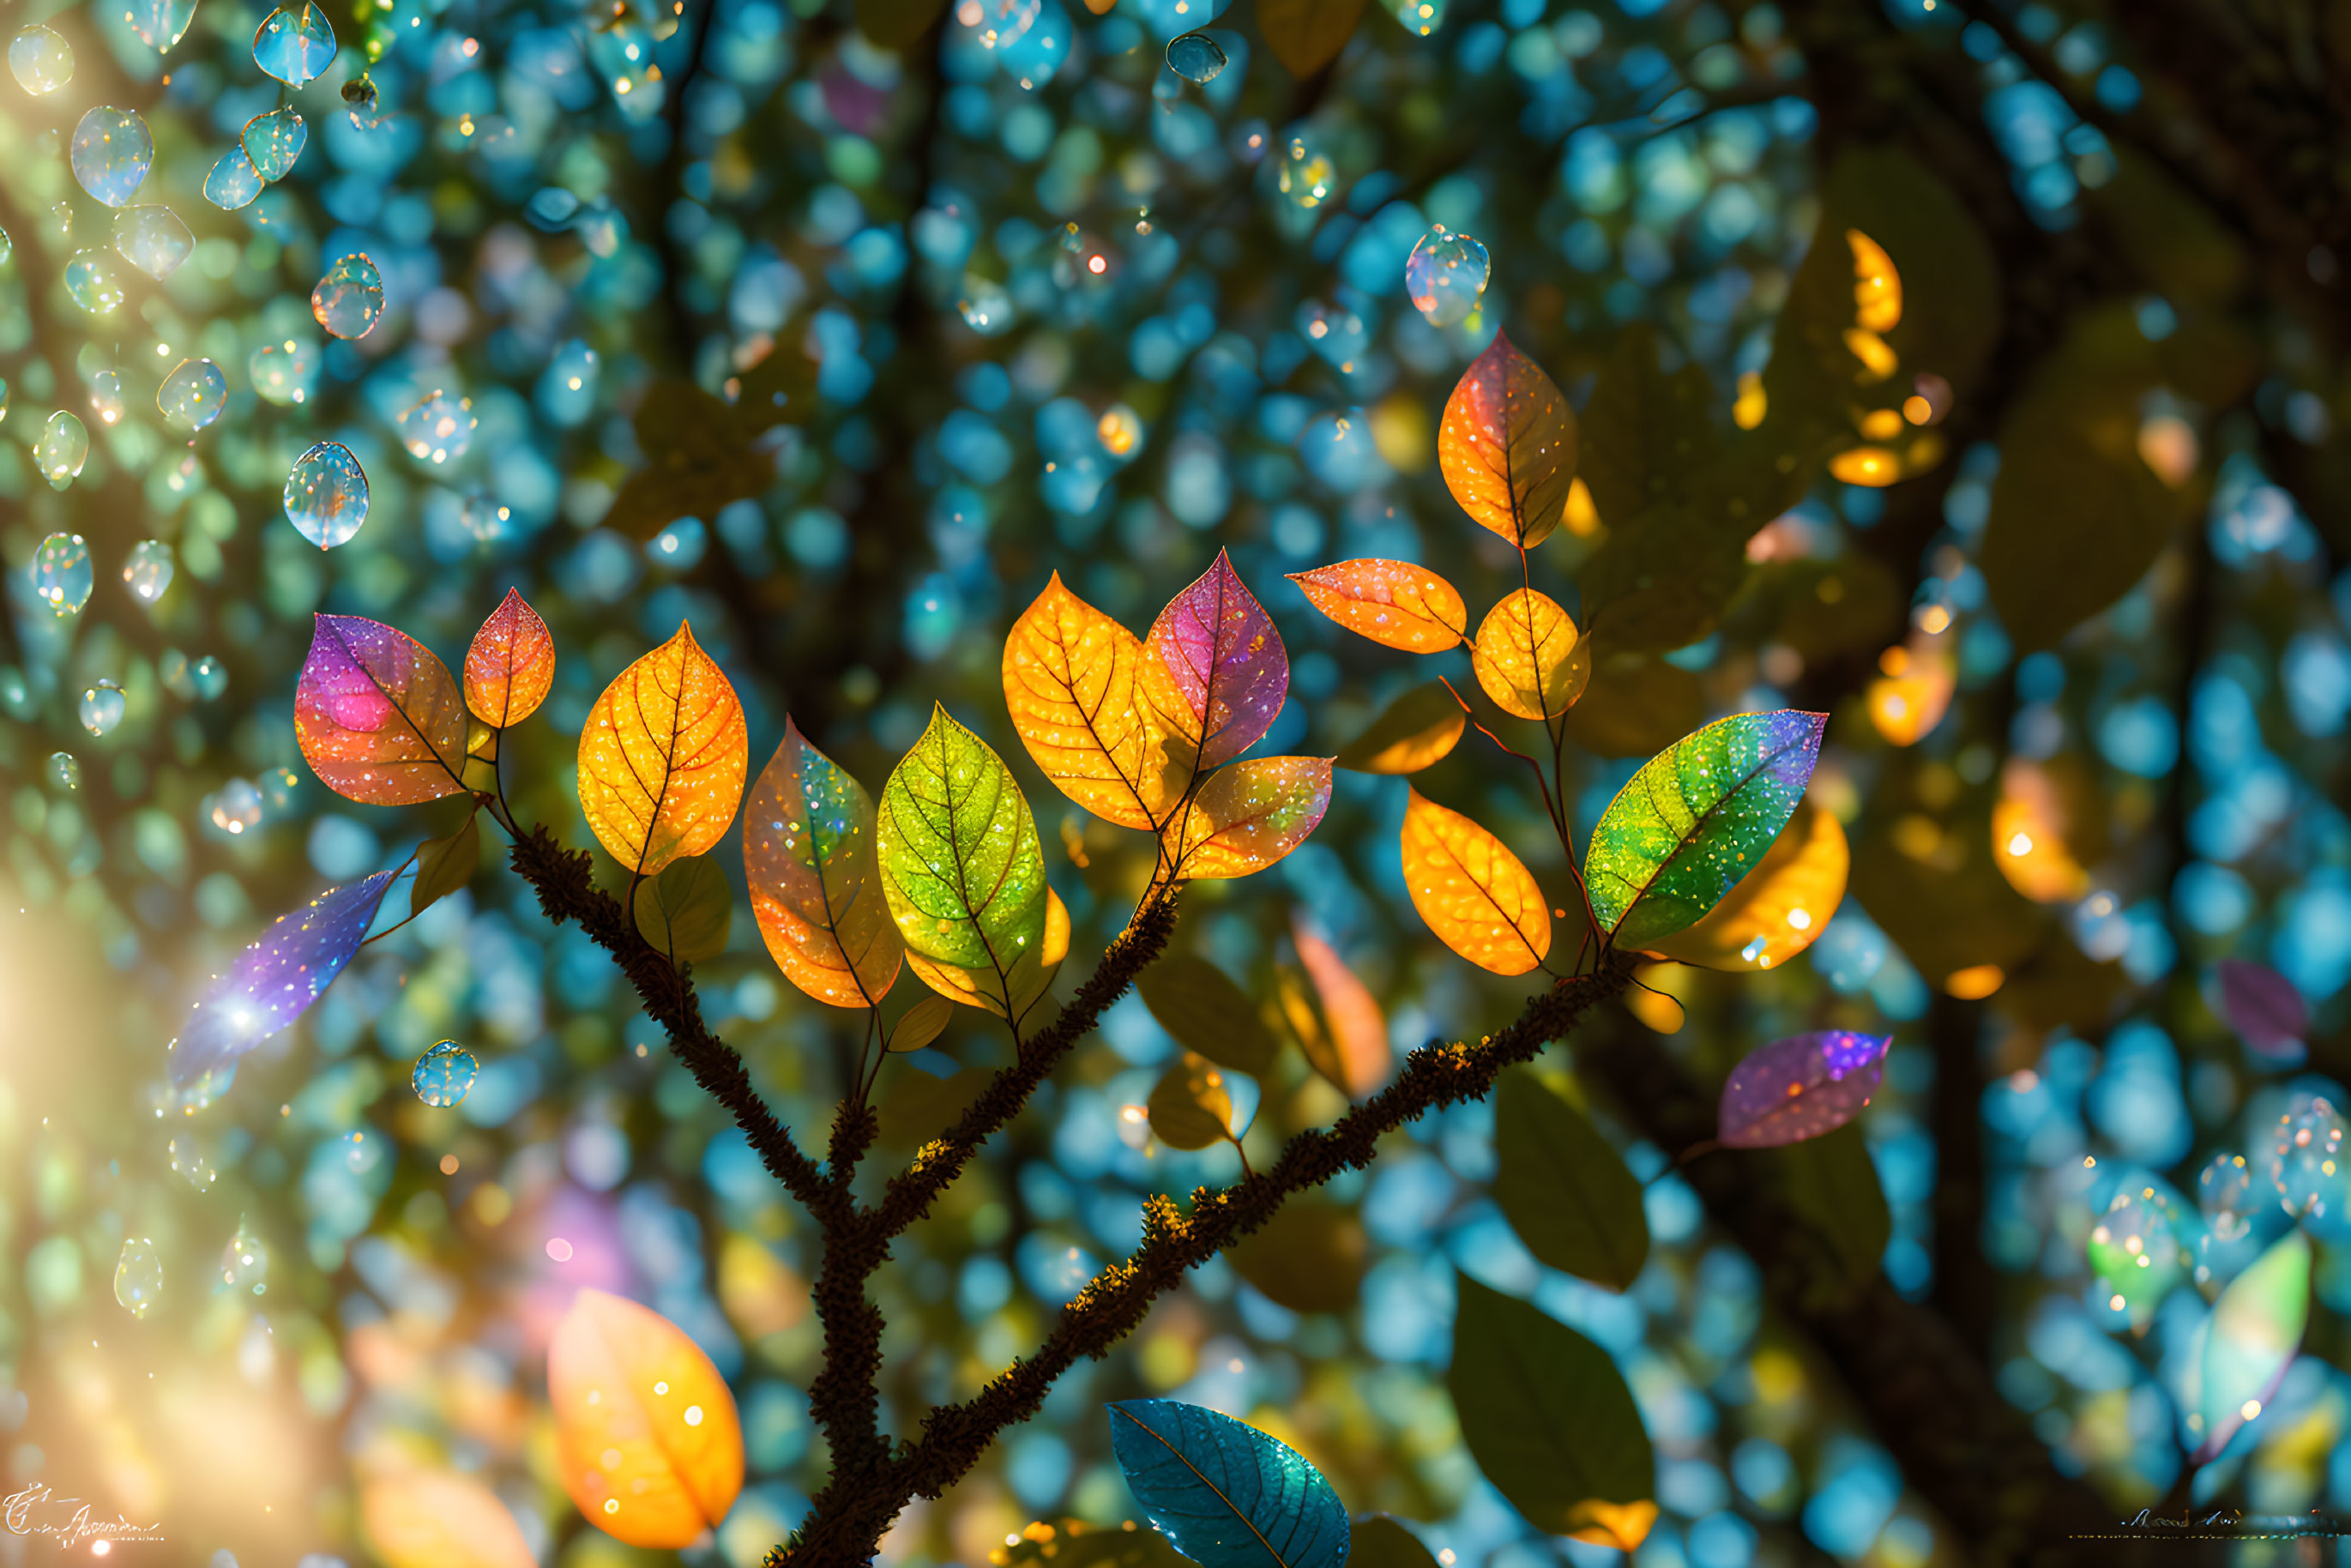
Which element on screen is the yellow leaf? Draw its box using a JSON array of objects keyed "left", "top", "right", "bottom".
[
  {"left": 1003, "top": 572, "right": 1179, "bottom": 831},
  {"left": 1566, "top": 1499, "right": 1660, "bottom": 1553},
  {"left": 1647, "top": 803, "right": 1848, "bottom": 972},
  {"left": 1162, "top": 757, "right": 1334, "bottom": 880},
  {"left": 578, "top": 622, "right": 749, "bottom": 877},
  {"left": 1401, "top": 788, "right": 1552, "bottom": 975},
  {"left": 1286, "top": 558, "right": 1468, "bottom": 653},
  {"left": 1438, "top": 333, "right": 1577, "bottom": 550},
  {"left": 1292, "top": 912, "right": 1390, "bottom": 1096},
  {"left": 360, "top": 1469, "right": 537, "bottom": 1568},
  {"left": 1848, "top": 229, "right": 1902, "bottom": 333},
  {"left": 1471, "top": 589, "right": 1588, "bottom": 721},
  {"left": 549, "top": 1288, "right": 744, "bottom": 1547},
  {"left": 1335, "top": 681, "right": 1466, "bottom": 775},
  {"left": 1147, "top": 1052, "right": 1234, "bottom": 1150},
  {"left": 888, "top": 992, "right": 957, "bottom": 1052}
]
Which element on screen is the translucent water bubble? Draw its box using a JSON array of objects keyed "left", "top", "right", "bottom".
[
  {"left": 210, "top": 777, "right": 261, "bottom": 833},
  {"left": 220, "top": 1215, "right": 268, "bottom": 1294},
  {"left": 240, "top": 108, "right": 305, "bottom": 181},
  {"left": 125, "top": 0, "right": 197, "bottom": 51},
  {"left": 88, "top": 370, "right": 126, "bottom": 426},
  {"left": 158, "top": 359, "right": 227, "bottom": 434},
  {"left": 250, "top": 339, "right": 317, "bottom": 406},
  {"left": 32, "top": 531, "right": 91, "bottom": 612},
  {"left": 64, "top": 251, "right": 125, "bottom": 315},
  {"left": 1405, "top": 224, "right": 1491, "bottom": 328},
  {"left": 311, "top": 253, "right": 383, "bottom": 339},
  {"left": 1166, "top": 32, "right": 1225, "bottom": 82},
  {"left": 2269, "top": 1092, "right": 2350, "bottom": 1221},
  {"left": 957, "top": 275, "right": 1013, "bottom": 334},
  {"left": 253, "top": 2, "right": 336, "bottom": 85},
  {"left": 167, "top": 1134, "right": 216, "bottom": 1188},
  {"left": 339, "top": 1129, "right": 382, "bottom": 1173},
  {"left": 36, "top": 202, "right": 69, "bottom": 249},
  {"left": 78, "top": 680, "right": 125, "bottom": 737},
  {"left": 47, "top": 751, "right": 81, "bottom": 790},
  {"left": 191, "top": 655, "right": 226, "bottom": 701},
  {"left": 1276, "top": 132, "right": 1335, "bottom": 209},
  {"left": 9, "top": 26, "right": 72, "bottom": 93},
  {"left": 413, "top": 1040, "right": 479, "bottom": 1107},
  {"left": 37, "top": 412, "right": 88, "bottom": 489},
  {"left": 398, "top": 389, "right": 474, "bottom": 464},
  {"left": 124, "top": 539, "right": 174, "bottom": 603},
  {"left": 2086, "top": 1185, "right": 2190, "bottom": 1320},
  {"left": 70, "top": 107, "right": 153, "bottom": 207},
  {"left": 114, "top": 1238, "right": 163, "bottom": 1319},
  {"left": 341, "top": 73, "right": 377, "bottom": 121},
  {"left": 461, "top": 493, "right": 512, "bottom": 542},
  {"left": 204, "top": 149, "right": 262, "bottom": 212},
  {"left": 113, "top": 204, "right": 193, "bottom": 279},
  {"left": 285, "top": 440, "right": 368, "bottom": 547}
]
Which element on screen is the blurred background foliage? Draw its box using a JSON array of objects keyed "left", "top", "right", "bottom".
[{"left": 3, "top": 0, "right": 2351, "bottom": 1561}]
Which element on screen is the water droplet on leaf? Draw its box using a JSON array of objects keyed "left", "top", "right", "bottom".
[
  {"left": 311, "top": 252, "right": 383, "bottom": 339},
  {"left": 70, "top": 106, "right": 154, "bottom": 207},
  {"left": 413, "top": 1040, "right": 479, "bottom": 1107},
  {"left": 285, "top": 440, "right": 369, "bottom": 547}
]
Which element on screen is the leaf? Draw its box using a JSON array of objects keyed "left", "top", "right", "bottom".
[
  {"left": 992, "top": 1519, "right": 1196, "bottom": 1568},
  {"left": 1583, "top": 710, "right": 1827, "bottom": 950},
  {"left": 601, "top": 378, "right": 775, "bottom": 541},
  {"left": 1400, "top": 788, "right": 1551, "bottom": 976},
  {"left": 1470, "top": 589, "right": 1588, "bottom": 721},
  {"left": 856, "top": 0, "right": 949, "bottom": 49},
  {"left": 744, "top": 718, "right": 904, "bottom": 1009},
  {"left": 2195, "top": 1232, "right": 2310, "bottom": 1462},
  {"left": 359, "top": 1469, "right": 537, "bottom": 1568},
  {"left": 295, "top": 613, "right": 470, "bottom": 805},
  {"left": 1136, "top": 955, "right": 1281, "bottom": 1078},
  {"left": 889, "top": 992, "right": 956, "bottom": 1053},
  {"left": 877, "top": 704, "right": 1051, "bottom": 1016},
  {"left": 1492, "top": 1070, "right": 1649, "bottom": 1290},
  {"left": 1292, "top": 913, "right": 1390, "bottom": 1096},
  {"left": 1446, "top": 1276, "right": 1655, "bottom": 1548},
  {"left": 166, "top": 871, "right": 399, "bottom": 1087},
  {"left": 1437, "top": 333, "right": 1576, "bottom": 551},
  {"left": 1848, "top": 754, "right": 2053, "bottom": 984},
  {"left": 1256, "top": 0, "right": 1368, "bottom": 75},
  {"left": 1561, "top": 653, "right": 1704, "bottom": 758},
  {"left": 1991, "top": 755, "right": 2103, "bottom": 904},
  {"left": 1763, "top": 1122, "right": 1890, "bottom": 1299},
  {"left": 578, "top": 621, "right": 750, "bottom": 877},
  {"left": 1344, "top": 1517, "right": 1438, "bottom": 1568},
  {"left": 1334, "top": 682, "right": 1464, "bottom": 775},
  {"left": 1106, "top": 1400, "right": 1349, "bottom": 1568},
  {"left": 2217, "top": 959, "right": 2309, "bottom": 1059},
  {"left": 1577, "top": 325, "right": 1719, "bottom": 534},
  {"left": 549, "top": 1288, "right": 744, "bottom": 1547},
  {"left": 877, "top": 1064, "right": 992, "bottom": 1147},
  {"left": 1286, "top": 559, "right": 1466, "bottom": 653},
  {"left": 1163, "top": 757, "right": 1334, "bottom": 880},
  {"left": 409, "top": 811, "right": 480, "bottom": 923},
  {"left": 1718, "top": 1031, "right": 1890, "bottom": 1148},
  {"left": 1142, "top": 550, "right": 1290, "bottom": 773},
  {"left": 1226, "top": 1193, "right": 1370, "bottom": 1313},
  {"left": 462, "top": 587, "right": 556, "bottom": 728},
  {"left": 1646, "top": 801, "right": 1848, "bottom": 973},
  {"left": 906, "top": 884, "right": 1071, "bottom": 1018},
  {"left": 1004, "top": 572, "right": 1178, "bottom": 831},
  {"left": 1576, "top": 504, "right": 1753, "bottom": 654},
  {"left": 634, "top": 854, "right": 734, "bottom": 965},
  {"left": 1148, "top": 1052, "right": 1234, "bottom": 1150}
]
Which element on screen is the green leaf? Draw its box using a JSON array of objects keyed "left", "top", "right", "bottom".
[
  {"left": 409, "top": 810, "right": 479, "bottom": 922},
  {"left": 1576, "top": 504, "right": 1751, "bottom": 654},
  {"left": 1447, "top": 1275, "right": 1655, "bottom": 1548},
  {"left": 2197, "top": 1232, "right": 2310, "bottom": 1462},
  {"left": 1578, "top": 325, "right": 1720, "bottom": 529},
  {"left": 634, "top": 853, "right": 733, "bottom": 964},
  {"left": 1106, "top": 1400, "right": 1349, "bottom": 1568},
  {"left": 887, "top": 992, "right": 956, "bottom": 1053},
  {"left": 1763, "top": 1121, "right": 1891, "bottom": 1301},
  {"left": 1560, "top": 653, "right": 1704, "bottom": 758},
  {"left": 877, "top": 704, "right": 1051, "bottom": 1016},
  {"left": 1492, "top": 1070, "right": 1649, "bottom": 1292},
  {"left": 1136, "top": 955, "right": 1281, "bottom": 1078},
  {"left": 1343, "top": 1518, "right": 1438, "bottom": 1568},
  {"left": 1226, "top": 1193, "right": 1370, "bottom": 1313},
  {"left": 1147, "top": 1054, "right": 1233, "bottom": 1151},
  {"left": 1257, "top": 0, "right": 1369, "bottom": 76},
  {"left": 1583, "top": 710, "right": 1827, "bottom": 949},
  {"left": 1334, "top": 680, "right": 1465, "bottom": 775}
]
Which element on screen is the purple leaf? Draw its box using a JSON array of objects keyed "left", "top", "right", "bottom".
[
  {"left": 2217, "top": 959, "right": 2308, "bottom": 1060},
  {"left": 1718, "top": 1030, "right": 1890, "bottom": 1149},
  {"left": 1142, "top": 549, "right": 1289, "bottom": 771},
  {"left": 166, "top": 871, "right": 398, "bottom": 1087}
]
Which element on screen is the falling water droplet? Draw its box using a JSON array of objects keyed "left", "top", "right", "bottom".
[
  {"left": 398, "top": 389, "right": 475, "bottom": 464},
  {"left": 203, "top": 148, "right": 262, "bottom": 211},
  {"left": 37, "top": 412, "right": 87, "bottom": 491},
  {"left": 114, "top": 1238, "right": 163, "bottom": 1319},
  {"left": 209, "top": 777, "right": 261, "bottom": 832},
  {"left": 311, "top": 252, "right": 383, "bottom": 339},
  {"left": 78, "top": 680, "right": 125, "bottom": 737},
  {"left": 88, "top": 370, "right": 126, "bottom": 425},
  {"left": 124, "top": 539, "right": 175, "bottom": 602},
  {"left": 48, "top": 751, "right": 81, "bottom": 790},
  {"left": 461, "top": 493, "right": 512, "bottom": 541},
  {"left": 125, "top": 0, "right": 198, "bottom": 51},
  {"left": 240, "top": 107, "right": 306, "bottom": 181},
  {"left": 221, "top": 1216, "right": 269, "bottom": 1294},
  {"left": 191, "top": 654, "right": 227, "bottom": 701},
  {"left": 252, "top": 2, "right": 336, "bottom": 84},
  {"left": 284, "top": 440, "right": 369, "bottom": 547},
  {"left": 64, "top": 250, "right": 126, "bottom": 315},
  {"left": 412, "top": 1040, "right": 479, "bottom": 1107},
  {"left": 957, "top": 275, "right": 1013, "bottom": 335},
  {"left": 1404, "top": 224, "right": 1491, "bottom": 328},
  {"left": 9, "top": 26, "right": 73, "bottom": 94},
  {"left": 32, "top": 532, "right": 92, "bottom": 613},
  {"left": 167, "top": 1134, "right": 216, "bottom": 1188},
  {"left": 70, "top": 106, "right": 154, "bottom": 206},
  {"left": 1276, "top": 132, "right": 1336, "bottom": 209},
  {"left": 1166, "top": 32, "right": 1226, "bottom": 82},
  {"left": 158, "top": 359, "right": 227, "bottom": 434},
  {"left": 250, "top": 339, "right": 318, "bottom": 406},
  {"left": 341, "top": 72, "right": 378, "bottom": 119},
  {"left": 114, "top": 204, "right": 193, "bottom": 279}
]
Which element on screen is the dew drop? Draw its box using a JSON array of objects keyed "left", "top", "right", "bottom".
[
  {"left": 70, "top": 106, "right": 154, "bottom": 207},
  {"left": 221, "top": 1215, "right": 268, "bottom": 1294},
  {"left": 158, "top": 358, "right": 227, "bottom": 434},
  {"left": 113, "top": 203, "right": 194, "bottom": 280},
  {"left": 191, "top": 654, "right": 227, "bottom": 702},
  {"left": 240, "top": 107, "right": 306, "bottom": 181},
  {"left": 32, "top": 531, "right": 91, "bottom": 612},
  {"left": 311, "top": 252, "right": 383, "bottom": 339},
  {"left": 250, "top": 338, "right": 318, "bottom": 406},
  {"left": 9, "top": 26, "right": 73, "bottom": 94},
  {"left": 87, "top": 371, "right": 128, "bottom": 431},
  {"left": 114, "top": 1237, "right": 163, "bottom": 1319},
  {"left": 64, "top": 251, "right": 126, "bottom": 315},
  {"left": 124, "top": 538, "right": 175, "bottom": 603},
  {"left": 124, "top": 0, "right": 197, "bottom": 51},
  {"left": 413, "top": 1040, "right": 479, "bottom": 1107},
  {"left": 1166, "top": 31, "right": 1225, "bottom": 83},
  {"left": 37, "top": 412, "right": 87, "bottom": 490},
  {"left": 252, "top": 1, "right": 336, "bottom": 85},
  {"left": 398, "top": 389, "right": 475, "bottom": 464},
  {"left": 79, "top": 680, "right": 125, "bottom": 737},
  {"left": 284, "top": 440, "right": 369, "bottom": 547},
  {"left": 957, "top": 275, "right": 1012, "bottom": 334},
  {"left": 208, "top": 777, "right": 261, "bottom": 833},
  {"left": 204, "top": 148, "right": 263, "bottom": 211},
  {"left": 47, "top": 751, "right": 81, "bottom": 790},
  {"left": 1276, "top": 132, "right": 1335, "bottom": 209},
  {"left": 1404, "top": 224, "right": 1491, "bottom": 328}
]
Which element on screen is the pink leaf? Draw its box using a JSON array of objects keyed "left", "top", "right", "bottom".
[
  {"left": 296, "top": 613, "right": 471, "bottom": 805},
  {"left": 1718, "top": 1030, "right": 1890, "bottom": 1148},
  {"left": 1142, "top": 549, "right": 1288, "bottom": 771},
  {"left": 2217, "top": 959, "right": 2309, "bottom": 1060}
]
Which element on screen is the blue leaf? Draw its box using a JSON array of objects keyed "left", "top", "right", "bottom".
[
  {"left": 166, "top": 870, "right": 398, "bottom": 1087},
  {"left": 1106, "top": 1400, "right": 1347, "bottom": 1568}
]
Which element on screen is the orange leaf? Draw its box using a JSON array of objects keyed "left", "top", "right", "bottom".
[
  {"left": 1472, "top": 589, "right": 1588, "bottom": 721},
  {"left": 1286, "top": 559, "right": 1467, "bottom": 652},
  {"left": 1438, "top": 333, "right": 1577, "bottom": 550},
  {"left": 1292, "top": 912, "right": 1390, "bottom": 1096},
  {"left": 295, "top": 613, "right": 471, "bottom": 805},
  {"left": 1566, "top": 1499, "right": 1660, "bottom": 1553},
  {"left": 1647, "top": 802, "right": 1848, "bottom": 972},
  {"left": 744, "top": 718, "right": 904, "bottom": 1008},
  {"left": 360, "top": 1469, "right": 537, "bottom": 1568},
  {"left": 1002, "top": 572, "right": 1179, "bottom": 830},
  {"left": 463, "top": 587, "right": 556, "bottom": 727},
  {"left": 1402, "top": 787, "right": 1552, "bottom": 975},
  {"left": 578, "top": 622, "right": 749, "bottom": 877},
  {"left": 1162, "top": 757, "right": 1333, "bottom": 880},
  {"left": 549, "top": 1288, "right": 744, "bottom": 1547}
]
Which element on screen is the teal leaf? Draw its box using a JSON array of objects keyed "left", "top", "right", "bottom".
[
  {"left": 1106, "top": 1400, "right": 1348, "bottom": 1568},
  {"left": 2195, "top": 1231, "right": 2310, "bottom": 1462}
]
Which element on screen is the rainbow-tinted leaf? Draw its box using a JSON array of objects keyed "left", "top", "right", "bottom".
[
  {"left": 1438, "top": 333, "right": 1577, "bottom": 551},
  {"left": 1286, "top": 559, "right": 1467, "bottom": 653},
  {"left": 1493, "top": 1069, "right": 1649, "bottom": 1291},
  {"left": 1717, "top": 1030, "right": 1890, "bottom": 1148},
  {"left": 408, "top": 811, "right": 480, "bottom": 923},
  {"left": 578, "top": 622, "right": 749, "bottom": 877},
  {"left": 744, "top": 719, "right": 903, "bottom": 1009},
  {"left": 1292, "top": 912, "right": 1390, "bottom": 1096},
  {"left": 2216, "top": 959, "right": 2309, "bottom": 1060},
  {"left": 295, "top": 613, "right": 470, "bottom": 805},
  {"left": 1106, "top": 1400, "right": 1348, "bottom": 1568},
  {"left": 1163, "top": 757, "right": 1333, "bottom": 880},
  {"left": 1472, "top": 590, "right": 1588, "bottom": 722},
  {"left": 1147, "top": 1053, "right": 1234, "bottom": 1151},
  {"left": 1334, "top": 683, "right": 1464, "bottom": 775},
  {"left": 1004, "top": 572, "right": 1177, "bottom": 831},
  {"left": 167, "top": 871, "right": 399, "bottom": 1086},
  {"left": 2195, "top": 1231, "right": 2310, "bottom": 1462},
  {"left": 1136, "top": 955, "right": 1281, "bottom": 1078},
  {"left": 462, "top": 587, "right": 556, "bottom": 727},
  {"left": 1141, "top": 551, "right": 1289, "bottom": 773},
  {"left": 1401, "top": 788, "right": 1550, "bottom": 975},
  {"left": 634, "top": 854, "right": 733, "bottom": 965},
  {"left": 1584, "top": 711, "right": 1828, "bottom": 949},
  {"left": 1647, "top": 802, "right": 1848, "bottom": 973}
]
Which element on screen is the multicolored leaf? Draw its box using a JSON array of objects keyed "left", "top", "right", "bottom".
[
  {"left": 408, "top": 811, "right": 480, "bottom": 924},
  {"left": 1400, "top": 787, "right": 1551, "bottom": 975},
  {"left": 1147, "top": 1052, "right": 1234, "bottom": 1151},
  {"left": 462, "top": 587, "right": 556, "bottom": 727},
  {"left": 633, "top": 854, "right": 733, "bottom": 965},
  {"left": 744, "top": 719, "right": 903, "bottom": 1009},
  {"left": 167, "top": 871, "right": 398, "bottom": 1087},
  {"left": 549, "top": 1288, "right": 744, "bottom": 1547},
  {"left": 1334, "top": 683, "right": 1464, "bottom": 775},
  {"left": 1141, "top": 551, "right": 1289, "bottom": 773},
  {"left": 1646, "top": 802, "right": 1848, "bottom": 973},
  {"left": 578, "top": 622, "right": 749, "bottom": 877},
  {"left": 1471, "top": 589, "right": 1587, "bottom": 722},
  {"left": 2216, "top": 958, "right": 2309, "bottom": 1060},
  {"left": 907, "top": 885, "right": 1071, "bottom": 1019},
  {"left": 1437, "top": 333, "right": 1577, "bottom": 551},
  {"left": 1717, "top": 1030, "right": 1890, "bottom": 1148},
  {"left": 1492, "top": 1069, "right": 1649, "bottom": 1291},
  {"left": 1163, "top": 757, "right": 1334, "bottom": 880},
  {"left": 1583, "top": 710, "right": 1828, "bottom": 949},
  {"left": 1106, "top": 1400, "right": 1349, "bottom": 1568},
  {"left": 1285, "top": 559, "right": 1467, "bottom": 653},
  {"left": 360, "top": 1469, "right": 536, "bottom": 1568},
  {"left": 1292, "top": 912, "right": 1390, "bottom": 1097},
  {"left": 1004, "top": 572, "right": 1179, "bottom": 831},
  {"left": 295, "top": 613, "right": 470, "bottom": 805},
  {"left": 2194, "top": 1231, "right": 2311, "bottom": 1462},
  {"left": 1136, "top": 955, "right": 1281, "bottom": 1078}
]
